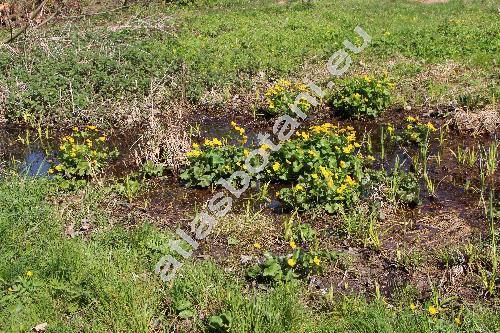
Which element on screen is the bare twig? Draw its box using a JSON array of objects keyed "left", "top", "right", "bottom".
[{"left": 1, "top": 0, "right": 49, "bottom": 45}]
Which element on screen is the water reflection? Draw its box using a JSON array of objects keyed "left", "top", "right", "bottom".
[{"left": 19, "top": 151, "right": 53, "bottom": 177}]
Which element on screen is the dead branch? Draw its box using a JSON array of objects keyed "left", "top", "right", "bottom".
[{"left": 1, "top": 0, "right": 50, "bottom": 45}]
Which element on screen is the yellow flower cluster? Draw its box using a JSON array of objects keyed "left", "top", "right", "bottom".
[
  {"left": 264, "top": 79, "right": 310, "bottom": 111},
  {"left": 186, "top": 142, "right": 203, "bottom": 158},
  {"left": 310, "top": 122, "right": 336, "bottom": 134},
  {"left": 230, "top": 121, "right": 248, "bottom": 143},
  {"left": 204, "top": 137, "right": 223, "bottom": 147}
]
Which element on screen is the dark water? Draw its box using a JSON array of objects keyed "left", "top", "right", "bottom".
[{"left": 19, "top": 151, "right": 53, "bottom": 177}]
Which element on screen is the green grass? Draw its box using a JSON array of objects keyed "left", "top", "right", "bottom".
[
  {"left": 1, "top": 0, "right": 498, "bottom": 125},
  {"left": 0, "top": 176, "right": 498, "bottom": 332}
]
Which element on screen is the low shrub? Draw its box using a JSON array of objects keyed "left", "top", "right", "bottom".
[{"left": 328, "top": 76, "right": 392, "bottom": 119}]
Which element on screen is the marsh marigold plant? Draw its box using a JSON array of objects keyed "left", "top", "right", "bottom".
[
  {"left": 328, "top": 75, "right": 393, "bottom": 118},
  {"left": 49, "top": 126, "right": 118, "bottom": 188},
  {"left": 264, "top": 79, "right": 313, "bottom": 116}
]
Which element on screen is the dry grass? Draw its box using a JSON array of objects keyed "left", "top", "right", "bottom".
[
  {"left": 452, "top": 105, "right": 499, "bottom": 136},
  {"left": 131, "top": 83, "right": 192, "bottom": 173}
]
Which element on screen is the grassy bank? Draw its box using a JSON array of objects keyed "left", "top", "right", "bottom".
[
  {"left": 0, "top": 176, "right": 498, "bottom": 332},
  {"left": 1, "top": 0, "right": 498, "bottom": 126}
]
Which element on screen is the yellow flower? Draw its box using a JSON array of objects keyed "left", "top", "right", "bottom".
[
  {"left": 99, "top": 136, "right": 106, "bottom": 142},
  {"left": 7, "top": 287, "right": 13, "bottom": 293},
  {"left": 244, "top": 149, "right": 250, "bottom": 157},
  {"left": 319, "top": 166, "right": 332, "bottom": 178},
  {"left": 327, "top": 178, "right": 334, "bottom": 189},
  {"left": 300, "top": 132, "right": 310, "bottom": 140},
  {"left": 426, "top": 122, "right": 437, "bottom": 131},
  {"left": 406, "top": 116, "right": 417, "bottom": 122},
  {"left": 313, "top": 256, "right": 321, "bottom": 266},
  {"left": 67, "top": 136, "right": 75, "bottom": 143},
  {"left": 70, "top": 153, "right": 76, "bottom": 157},
  {"left": 26, "top": 271, "right": 33, "bottom": 277},
  {"left": 287, "top": 258, "right": 296, "bottom": 267},
  {"left": 253, "top": 243, "right": 261, "bottom": 249},
  {"left": 295, "top": 184, "right": 304, "bottom": 191},
  {"left": 353, "top": 93, "right": 361, "bottom": 99},
  {"left": 192, "top": 143, "right": 200, "bottom": 149},
  {"left": 343, "top": 144, "right": 354, "bottom": 154},
  {"left": 241, "top": 135, "right": 248, "bottom": 144},
  {"left": 428, "top": 305, "right": 438, "bottom": 316},
  {"left": 289, "top": 241, "right": 297, "bottom": 249},
  {"left": 311, "top": 173, "right": 318, "bottom": 179},
  {"left": 308, "top": 150, "right": 319, "bottom": 158},
  {"left": 337, "top": 184, "right": 347, "bottom": 194},
  {"left": 339, "top": 161, "right": 347, "bottom": 168},
  {"left": 204, "top": 138, "right": 222, "bottom": 147},
  {"left": 410, "top": 303, "right": 417, "bottom": 311},
  {"left": 59, "top": 144, "right": 66, "bottom": 151},
  {"left": 186, "top": 150, "right": 202, "bottom": 158},
  {"left": 387, "top": 125, "right": 394, "bottom": 135},
  {"left": 354, "top": 142, "right": 361, "bottom": 148},
  {"left": 72, "top": 127, "right": 78, "bottom": 131},
  {"left": 275, "top": 191, "right": 280, "bottom": 197},
  {"left": 454, "top": 317, "right": 461, "bottom": 326},
  {"left": 272, "top": 162, "right": 281, "bottom": 171},
  {"left": 363, "top": 75, "right": 372, "bottom": 83},
  {"left": 366, "top": 155, "right": 376, "bottom": 162},
  {"left": 48, "top": 168, "right": 54, "bottom": 174},
  {"left": 87, "top": 125, "right": 97, "bottom": 130},
  {"left": 406, "top": 124, "right": 413, "bottom": 130},
  {"left": 86, "top": 139, "right": 93, "bottom": 148},
  {"left": 260, "top": 144, "right": 271, "bottom": 151},
  {"left": 344, "top": 175, "right": 356, "bottom": 186},
  {"left": 55, "top": 165, "right": 63, "bottom": 171}
]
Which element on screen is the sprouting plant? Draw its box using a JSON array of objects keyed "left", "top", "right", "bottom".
[
  {"left": 380, "top": 126, "right": 386, "bottom": 161},
  {"left": 435, "top": 151, "right": 442, "bottom": 167},
  {"left": 395, "top": 246, "right": 423, "bottom": 271},
  {"left": 419, "top": 131, "right": 430, "bottom": 177},
  {"left": 479, "top": 157, "right": 486, "bottom": 200},
  {"left": 483, "top": 142, "right": 498, "bottom": 177},
  {"left": 451, "top": 145, "right": 478, "bottom": 167},
  {"left": 428, "top": 280, "right": 457, "bottom": 313},
  {"left": 367, "top": 216, "right": 381, "bottom": 250},
  {"left": 365, "top": 132, "right": 373, "bottom": 154},
  {"left": 423, "top": 173, "right": 435, "bottom": 198},
  {"left": 114, "top": 175, "right": 142, "bottom": 203},
  {"left": 438, "top": 124, "right": 447, "bottom": 148},
  {"left": 188, "top": 123, "right": 201, "bottom": 138},
  {"left": 450, "top": 146, "right": 466, "bottom": 165},
  {"left": 481, "top": 191, "right": 497, "bottom": 296},
  {"left": 283, "top": 210, "right": 297, "bottom": 242}
]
